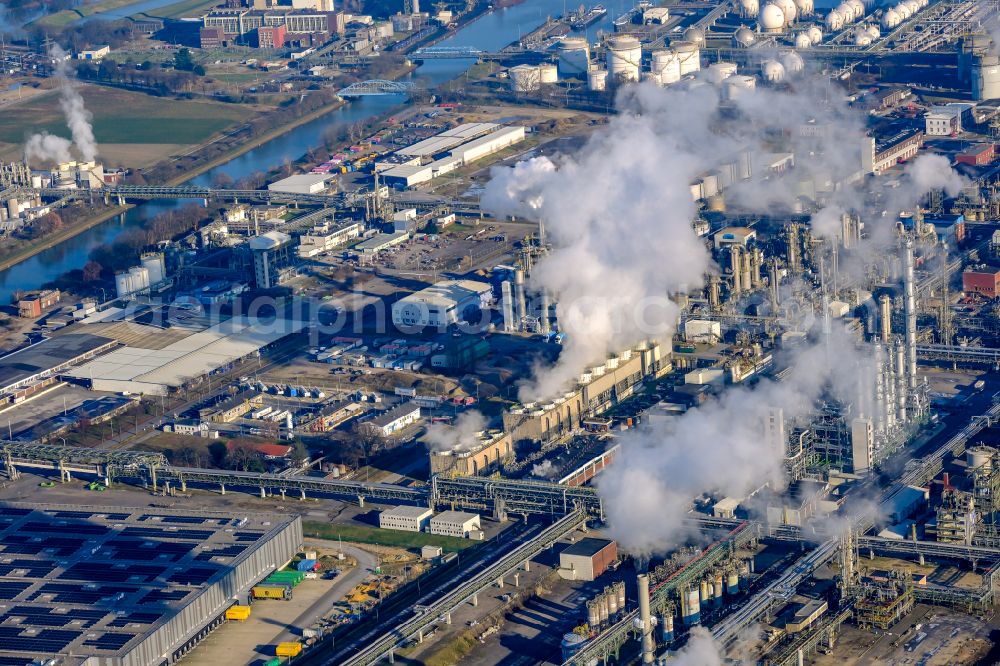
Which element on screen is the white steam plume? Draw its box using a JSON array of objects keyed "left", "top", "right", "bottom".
[
  {"left": 668, "top": 627, "right": 724, "bottom": 666},
  {"left": 423, "top": 410, "right": 487, "bottom": 452},
  {"left": 24, "top": 44, "right": 98, "bottom": 164},
  {"left": 596, "top": 324, "right": 872, "bottom": 555}
]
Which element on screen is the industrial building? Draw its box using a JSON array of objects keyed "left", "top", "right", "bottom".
[
  {"left": 391, "top": 279, "right": 492, "bottom": 330},
  {"left": 379, "top": 505, "right": 434, "bottom": 532},
  {"left": 355, "top": 231, "right": 409, "bottom": 254},
  {"left": 380, "top": 125, "right": 526, "bottom": 188},
  {"left": 558, "top": 537, "right": 618, "bottom": 581},
  {"left": 296, "top": 221, "right": 362, "bottom": 258},
  {"left": 0, "top": 504, "right": 301, "bottom": 666},
  {"left": 267, "top": 173, "right": 333, "bottom": 195},
  {"left": 250, "top": 230, "right": 294, "bottom": 289},
  {"left": 16, "top": 289, "right": 60, "bottom": 318},
  {"left": 963, "top": 266, "right": 1000, "bottom": 296},
  {"left": 429, "top": 430, "right": 513, "bottom": 476},
  {"left": 65, "top": 317, "right": 307, "bottom": 396},
  {"left": 428, "top": 510, "right": 481, "bottom": 538},
  {"left": 0, "top": 333, "right": 117, "bottom": 402},
  {"left": 363, "top": 401, "right": 421, "bottom": 436}
]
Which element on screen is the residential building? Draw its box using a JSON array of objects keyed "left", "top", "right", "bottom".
[
  {"left": 429, "top": 510, "right": 481, "bottom": 538},
  {"left": 379, "top": 505, "right": 433, "bottom": 532}
]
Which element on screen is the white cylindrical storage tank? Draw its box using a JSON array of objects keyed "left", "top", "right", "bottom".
[
  {"left": 607, "top": 35, "right": 642, "bottom": 83},
  {"left": 538, "top": 63, "right": 558, "bottom": 83},
  {"left": 794, "top": 0, "right": 813, "bottom": 16},
  {"left": 115, "top": 272, "right": 131, "bottom": 299},
  {"left": 558, "top": 37, "right": 590, "bottom": 76},
  {"left": 588, "top": 67, "right": 608, "bottom": 91},
  {"left": 825, "top": 8, "right": 843, "bottom": 30},
  {"left": 652, "top": 49, "right": 681, "bottom": 84},
  {"left": 708, "top": 61, "right": 738, "bottom": 83},
  {"left": 683, "top": 26, "right": 706, "bottom": 46},
  {"left": 740, "top": 0, "right": 760, "bottom": 17},
  {"left": 774, "top": 0, "right": 796, "bottom": 23},
  {"left": 761, "top": 59, "right": 786, "bottom": 81},
  {"left": 642, "top": 70, "right": 662, "bottom": 85},
  {"left": 509, "top": 64, "right": 540, "bottom": 92},
  {"left": 685, "top": 589, "right": 701, "bottom": 624},
  {"left": 130, "top": 265, "right": 150, "bottom": 292},
  {"left": 759, "top": 3, "right": 786, "bottom": 31},
  {"left": 794, "top": 31, "right": 812, "bottom": 48},
  {"left": 724, "top": 74, "right": 756, "bottom": 100},
  {"left": 973, "top": 55, "right": 1000, "bottom": 101},
  {"left": 672, "top": 40, "right": 701, "bottom": 74},
  {"left": 808, "top": 24, "right": 823, "bottom": 43},
  {"left": 967, "top": 446, "right": 994, "bottom": 471},
  {"left": 781, "top": 50, "right": 804, "bottom": 73},
  {"left": 734, "top": 25, "right": 757, "bottom": 47},
  {"left": 141, "top": 252, "right": 165, "bottom": 285}
]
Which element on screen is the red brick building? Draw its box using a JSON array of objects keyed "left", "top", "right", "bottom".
[
  {"left": 963, "top": 267, "right": 1000, "bottom": 297},
  {"left": 956, "top": 143, "right": 996, "bottom": 167},
  {"left": 257, "top": 25, "right": 286, "bottom": 49},
  {"left": 17, "top": 289, "right": 60, "bottom": 318}
]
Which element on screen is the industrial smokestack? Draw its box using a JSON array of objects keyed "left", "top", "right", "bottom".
[
  {"left": 895, "top": 339, "right": 907, "bottom": 424},
  {"left": 903, "top": 239, "right": 917, "bottom": 391},
  {"left": 750, "top": 247, "right": 762, "bottom": 289},
  {"left": 539, "top": 290, "right": 551, "bottom": 334},
  {"left": 787, "top": 224, "right": 800, "bottom": 271},
  {"left": 730, "top": 245, "right": 743, "bottom": 295},
  {"left": 637, "top": 574, "right": 654, "bottom": 664},
  {"left": 874, "top": 343, "right": 886, "bottom": 436},
  {"left": 501, "top": 280, "right": 515, "bottom": 332},
  {"left": 879, "top": 293, "right": 892, "bottom": 343},
  {"left": 514, "top": 269, "right": 526, "bottom": 330}
]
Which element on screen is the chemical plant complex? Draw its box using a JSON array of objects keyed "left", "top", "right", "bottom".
[{"left": 11, "top": 0, "right": 1000, "bottom": 662}]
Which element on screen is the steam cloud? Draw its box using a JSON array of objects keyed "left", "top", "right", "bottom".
[
  {"left": 423, "top": 410, "right": 487, "bottom": 452},
  {"left": 669, "top": 627, "right": 725, "bottom": 666},
  {"left": 24, "top": 44, "right": 98, "bottom": 164}
]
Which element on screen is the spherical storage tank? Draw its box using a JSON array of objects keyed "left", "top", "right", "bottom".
[
  {"left": 793, "top": 0, "right": 813, "bottom": 16},
  {"left": 794, "top": 31, "right": 812, "bottom": 48},
  {"left": 538, "top": 63, "right": 558, "bottom": 84},
  {"left": 672, "top": 40, "right": 701, "bottom": 74},
  {"left": 683, "top": 26, "right": 706, "bottom": 46},
  {"left": 773, "top": 0, "right": 797, "bottom": 23},
  {"left": 761, "top": 59, "right": 786, "bottom": 82},
  {"left": 652, "top": 49, "right": 681, "bottom": 84},
  {"left": 895, "top": 1, "right": 911, "bottom": 19},
  {"left": 759, "top": 3, "right": 786, "bottom": 32},
  {"left": 781, "top": 50, "right": 804, "bottom": 73},
  {"left": 588, "top": 67, "right": 609, "bottom": 91},
  {"left": 607, "top": 35, "right": 642, "bottom": 83},
  {"left": 509, "top": 64, "right": 540, "bottom": 92},
  {"left": 865, "top": 23, "right": 880, "bottom": 39},
  {"left": 740, "top": 0, "right": 760, "bottom": 17},
  {"left": 854, "top": 27, "right": 871, "bottom": 46},
  {"left": 734, "top": 26, "right": 757, "bottom": 47},
  {"left": 881, "top": 7, "right": 899, "bottom": 28},
  {"left": 825, "top": 8, "right": 844, "bottom": 30},
  {"left": 558, "top": 37, "right": 590, "bottom": 77},
  {"left": 807, "top": 24, "right": 823, "bottom": 43},
  {"left": 847, "top": 0, "right": 865, "bottom": 20}
]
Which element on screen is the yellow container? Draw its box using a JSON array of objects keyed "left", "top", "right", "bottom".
[
  {"left": 226, "top": 606, "right": 251, "bottom": 621},
  {"left": 276, "top": 642, "right": 302, "bottom": 657},
  {"left": 252, "top": 585, "right": 289, "bottom": 600}
]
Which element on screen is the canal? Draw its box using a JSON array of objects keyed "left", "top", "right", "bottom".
[{"left": 0, "top": 0, "right": 617, "bottom": 302}]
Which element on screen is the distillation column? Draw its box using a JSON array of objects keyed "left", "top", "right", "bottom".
[{"left": 903, "top": 239, "right": 918, "bottom": 391}]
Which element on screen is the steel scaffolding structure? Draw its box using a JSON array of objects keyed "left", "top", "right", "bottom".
[
  {"left": 769, "top": 607, "right": 853, "bottom": 666},
  {"left": 432, "top": 475, "right": 604, "bottom": 518},
  {"left": 1, "top": 441, "right": 164, "bottom": 474}
]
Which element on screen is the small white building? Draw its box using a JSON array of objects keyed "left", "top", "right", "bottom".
[
  {"left": 391, "top": 279, "right": 492, "bottom": 330},
  {"left": 297, "top": 222, "right": 362, "bottom": 258},
  {"left": 429, "top": 510, "right": 481, "bottom": 538},
  {"left": 925, "top": 111, "right": 959, "bottom": 136},
  {"left": 365, "top": 402, "right": 421, "bottom": 436},
  {"left": 77, "top": 46, "right": 110, "bottom": 61},
  {"left": 683, "top": 319, "right": 721, "bottom": 343},
  {"left": 268, "top": 173, "right": 332, "bottom": 195},
  {"left": 379, "top": 505, "right": 434, "bottom": 532}
]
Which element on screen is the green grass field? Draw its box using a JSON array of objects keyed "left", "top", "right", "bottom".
[
  {"left": 137, "top": 0, "right": 220, "bottom": 19},
  {"left": 302, "top": 521, "right": 477, "bottom": 552},
  {"left": 0, "top": 85, "right": 251, "bottom": 146}
]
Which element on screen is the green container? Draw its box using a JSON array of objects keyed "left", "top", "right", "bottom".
[{"left": 266, "top": 659, "right": 282, "bottom": 666}]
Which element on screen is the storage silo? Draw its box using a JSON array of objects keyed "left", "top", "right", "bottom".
[
  {"left": 509, "top": 64, "right": 541, "bottom": 92},
  {"left": 607, "top": 35, "right": 642, "bottom": 83},
  {"left": 652, "top": 49, "right": 681, "bottom": 84},
  {"left": 561, "top": 634, "right": 588, "bottom": 662},
  {"left": 759, "top": 3, "right": 786, "bottom": 32},
  {"left": 558, "top": 37, "right": 590, "bottom": 77},
  {"left": 615, "top": 581, "right": 625, "bottom": 609},
  {"left": 968, "top": 446, "right": 994, "bottom": 471},
  {"left": 587, "top": 600, "right": 600, "bottom": 627},
  {"left": 973, "top": 55, "right": 1000, "bottom": 100},
  {"left": 661, "top": 613, "right": 674, "bottom": 642},
  {"left": 684, "top": 588, "right": 701, "bottom": 624},
  {"left": 727, "top": 571, "right": 740, "bottom": 594},
  {"left": 699, "top": 579, "right": 710, "bottom": 607},
  {"left": 606, "top": 587, "right": 618, "bottom": 614},
  {"left": 141, "top": 252, "right": 166, "bottom": 285},
  {"left": 538, "top": 63, "right": 558, "bottom": 84},
  {"left": 672, "top": 40, "right": 701, "bottom": 74},
  {"left": 714, "top": 573, "right": 724, "bottom": 606},
  {"left": 588, "top": 67, "right": 609, "bottom": 91},
  {"left": 707, "top": 61, "right": 738, "bottom": 83}
]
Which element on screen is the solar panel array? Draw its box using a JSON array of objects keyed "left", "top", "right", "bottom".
[{"left": 0, "top": 504, "right": 278, "bottom": 661}]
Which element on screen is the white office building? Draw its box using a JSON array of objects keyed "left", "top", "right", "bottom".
[
  {"left": 429, "top": 510, "right": 481, "bottom": 538},
  {"left": 379, "top": 505, "right": 434, "bottom": 532}
]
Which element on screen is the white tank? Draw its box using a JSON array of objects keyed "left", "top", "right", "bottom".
[
  {"left": 724, "top": 74, "right": 757, "bottom": 100},
  {"left": 509, "top": 64, "right": 540, "bottom": 92},
  {"left": 881, "top": 7, "right": 899, "bottom": 28},
  {"left": 794, "top": 31, "right": 812, "bottom": 48},
  {"left": 973, "top": 55, "right": 1000, "bottom": 101},
  {"left": 708, "top": 61, "right": 738, "bottom": 83},
  {"left": 865, "top": 23, "right": 880, "bottom": 39},
  {"left": 808, "top": 24, "right": 823, "bottom": 43},
  {"left": 847, "top": 0, "right": 865, "bottom": 20},
  {"left": 773, "top": 0, "right": 797, "bottom": 23},
  {"left": 558, "top": 37, "right": 590, "bottom": 76},
  {"left": 141, "top": 252, "right": 166, "bottom": 285},
  {"left": 672, "top": 40, "right": 701, "bottom": 74},
  {"left": 759, "top": 3, "right": 786, "bottom": 31},
  {"left": 683, "top": 26, "right": 706, "bottom": 45},
  {"left": 854, "top": 29, "right": 871, "bottom": 46},
  {"left": 538, "top": 63, "right": 558, "bottom": 83},
  {"left": 904, "top": 0, "right": 920, "bottom": 15},
  {"left": 825, "top": 8, "right": 844, "bottom": 30},
  {"left": 761, "top": 59, "right": 786, "bottom": 81},
  {"left": 967, "top": 446, "right": 994, "bottom": 471},
  {"left": 740, "top": 0, "right": 760, "bottom": 17},
  {"left": 652, "top": 49, "right": 681, "bottom": 84},
  {"left": 588, "top": 67, "right": 609, "bottom": 91},
  {"left": 896, "top": 2, "right": 911, "bottom": 19},
  {"left": 642, "top": 70, "right": 662, "bottom": 85},
  {"left": 607, "top": 35, "right": 642, "bottom": 83},
  {"left": 734, "top": 25, "right": 757, "bottom": 46},
  {"left": 781, "top": 50, "right": 804, "bottom": 72},
  {"left": 793, "top": 0, "right": 813, "bottom": 16}
]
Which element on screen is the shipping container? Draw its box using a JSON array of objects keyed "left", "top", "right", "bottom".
[
  {"left": 252, "top": 585, "right": 291, "bottom": 600},
  {"left": 226, "top": 605, "right": 251, "bottom": 621},
  {"left": 296, "top": 558, "right": 317, "bottom": 572},
  {"left": 276, "top": 642, "right": 303, "bottom": 657},
  {"left": 266, "top": 659, "right": 282, "bottom": 666}
]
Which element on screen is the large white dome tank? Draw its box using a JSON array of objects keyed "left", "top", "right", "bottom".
[
  {"left": 761, "top": 59, "right": 786, "bottom": 81},
  {"left": 807, "top": 24, "right": 823, "bottom": 43},
  {"left": 558, "top": 37, "right": 590, "bottom": 77},
  {"left": 734, "top": 25, "right": 757, "bottom": 46},
  {"left": 881, "top": 7, "right": 899, "bottom": 28},
  {"left": 773, "top": 0, "right": 797, "bottom": 23},
  {"left": 672, "top": 40, "right": 701, "bottom": 74},
  {"left": 759, "top": 3, "right": 786, "bottom": 31},
  {"left": 683, "top": 26, "right": 706, "bottom": 46},
  {"left": 651, "top": 49, "right": 681, "bottom": 84},
  {"left": 794, "top": 31, "right": 812, "bottom": 48},
  {"left": 825, "top": 8, "right": 844, "bottom": 30},
  {"left": 781, "top": 50, "right": 804, "bottom": 73},
  {"left": 740, "top": 0, "right": 761, "bottom": 17},
  {"left": 794, "top": 0, "right": 813, "bottom": 16}
]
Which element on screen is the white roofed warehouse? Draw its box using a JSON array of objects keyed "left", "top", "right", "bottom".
[{"left": 391, "top": 279, "right": 492, "bottom": 331}]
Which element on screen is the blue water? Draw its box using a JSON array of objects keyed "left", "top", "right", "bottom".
[{"left": 0, "top": 0, "right": 598, "bottom": 302}]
